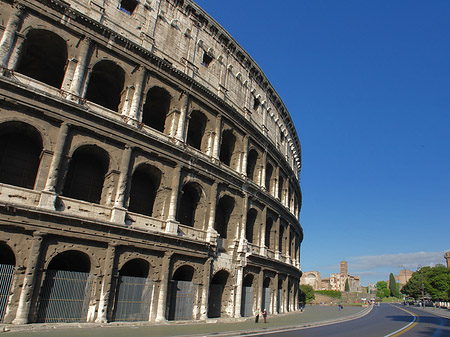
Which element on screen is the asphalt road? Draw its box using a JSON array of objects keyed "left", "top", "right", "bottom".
[{"left": 247, "top": 304, "right": 450, "bottom": 337}]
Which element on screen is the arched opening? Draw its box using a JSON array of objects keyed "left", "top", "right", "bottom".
[
  {"left": 168, "top": 265, "right": 195, "bottom": 320},
  {"left": 0, "top": 243, "right": 15, "bottom": 323},
  {"left": 0, "top": 122, "right": 42, "bottom": 189},
  {"left": 177, "top": 182, "right": 201, "bottom": 227},
  {"left": 85, "top": 60, "right": 125, "bottom": 111},
  {"left": 37, "top": 250, "right": 92, "bottom": 323},
  {"left": 128, "top": 166, "right": 161, "bottom": 216},
  {"left": 219, "top": 130, "right": 235, "bottom": 167},
  {"left": 113, "top": 259, "right": 152, "bottom": 322},
  {"left": 215, "top": 195, "right": 234, "bottom": 239},
  {"left": 277, "top": 280, "right": 283, "bottom": 313},
  {"left": 142, "top": 87, "right": 171, "bottom": 133},
  {"left": 265, "top": 163, "right": 273, "bottom": 194},
  {"left": 16, "top": 29, "right": 67, "bottom": 88},
  {"left": 246, "top": 149, "right": 258, "bottom": 182},
  {"left": 265, "top": 217, "right": 274, "bottom": 250},
  {"left": 262, "top": 277, "right": 271, "bottom": 314},
  {"left": 279, "top": 225, "right": 285, "bottom": 255},
  {"left": 241, "top": 274, "right": 254, "bottom": 317},
  {"left": 278, "top": 175, "right": 284, "bottom": 200},
  {"left": 62, "top": 146, "right": 109, "bottom": 204},
  {"left": 246, "top": 208, "right": 257, "bottom": 244},
  {"left": 186, "top": 110, "right": 207, "bottom": 151},
  {"left": 207, "top": 270, "right": 229, "bottom": 318}
]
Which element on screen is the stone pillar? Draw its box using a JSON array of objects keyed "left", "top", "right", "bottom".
[
  {"left": 166, "top": 165, "right": 181, "bottom": 234},
  {"left": 12, "top": 232, "right": 44, "bottom": 324},
  {"left": 111, "top": 146, "right": 132, "bottom": 223},
  {"left": 274, "top": 166, "right": 280, "bottom": 199},
  {"left": 234, "top": 266, "right": 243, "bottom": 318},
  {"left": 68, "top": 37, "right": 92, "bottom": 98},
  {"left": 260, "top": 207, "right": 267, "bottom": 255},
  {"left": 0, "top": 3, "right": 24, "bottom": 69},
  {"left": 256, "top": 269, "right": 264, "bottom": 313},
  {"left": 260, "top": 151, "right": 267, "bottom": 190},
  {"left": 206, "top": 182, "right": 218, "bottom": 244},
  {"left": 127, "top": 67, "right": 146, "bottom": 124},
  {"left": 199, "top": 258, "right": 212, "bottom": 320},
  {"left": 212, "top": 115, "right": 222, "bottom": 160},
  {"left": 175, "top": 93, "right": 189, "bottom": 141},
  {"left": 95, "top": 243, "right": 117, "bottom": 323},
  {"left": 274, "top": 216, "right": 280, "bottom": 258},
  {"left": 241, "top": 136, "right": 249, "bottom": 177},
  {"left": 155, "top": 252, "right": 172, "bottom": 322},
  {"left": 274, "top": 273, "right": 279, "bottom": 314},
  {"left": 237, "top": 193, "right": 248, "bottom": 252}
]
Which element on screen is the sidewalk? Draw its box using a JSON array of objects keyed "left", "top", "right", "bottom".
[{"left": 1, "top": 305, "right": 372, "bottom": 337}]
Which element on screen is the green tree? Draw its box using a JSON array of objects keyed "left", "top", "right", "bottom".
[
  {"left": 345, "top": 278, "right": 350, "bottom": 292},
  {"left": 375, "top": 280, "right": 389, "bottom": 299},
  {"left": 376, "top": 281, "right": 388, "bottom": 291},
  {"left": 389, "top": 273, "right": 399, "bottom": 298},
  {"left": 299, "top": 285, "right": 315, "bottom": 303},
  {"left": 401, "top": 265, "right": 450, "bottom": 301}
]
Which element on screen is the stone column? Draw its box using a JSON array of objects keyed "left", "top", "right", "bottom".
[
  {"left": 274, "top": 273, "right": 279, "bottom": 314},
  {"left": 274, "top": 216, "right": 281, "bottom": 259},
  {"left": 234, "top": 266, "right": 243, "bottom": 318},
  {"left": 260, "top": 207, "right": 267, "bottom": 255},
  {"left": 127, "top": 67, "right": 146, "bottom": 124},
  {"left": 68, "top": 37, "right": 92, "bottom": 98},
  {"left": 199, "top": 258, "right": 212, "bottom": 320},
  {"left": 274, "top": 166, "right": 280, "bottom": 199},
  {"left": 95, "top": 243, "right": 117, "bottom": 323},
  {"left": 260, "top": 151, "right": 267, "bottom": 190},
  {"left": 111, "top": 146, "right": 132, "bottom": 223},
  {"left": 257, "top": 269, "right": 264, "bottom": 313},
  {"left": 155, "top": 252, "right": 172, "bottom": 322},
  {"left": 206, "top": 182, "right": 218, "bottom": 244},
  {"left": 212, "top": 115, "right": 222, "bottom": 160},
  {"left": 237, "top": 193, "right": 248, "bottom": 252},
  {"left": 175, "top": 93, "right": 189, "bottom": 141},
  {"left": 12, "top": 232, "right": 44, "bottom": 324},
  {"left": 0, "top": 3, "right": 24, "bottom": 69},
  {"left": 166, "top": 165, "right": 181, "bottom": 234},
  {"left": 241, "top": 136, "right": 249, "bottom": 177}
]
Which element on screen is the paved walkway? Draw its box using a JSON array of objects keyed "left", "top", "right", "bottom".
[{"left": 1, "top": 305, "right": 372, "bottom": 337}]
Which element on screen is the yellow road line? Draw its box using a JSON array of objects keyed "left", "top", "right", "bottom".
[{"left": 384, "top": 306, "right": 418, "bottom": 337}]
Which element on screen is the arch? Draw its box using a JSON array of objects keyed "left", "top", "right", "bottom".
[
  {"left": 37, "top": 250, "right": 92, "bottom": 323},
  {"left": 0, "top": 243, "right": 15, "bottom": 323},
  {"left": 207, "top": 270, "right": 229, "bottom": 318},
  {"left": 241, "top": 274, "right": 254, "bottom": 317},
  {"left": 279, "top": 224, "right": 285, "bottom": 255},
  {"left": 112, "top": 258, "right": 152, "bottom": 322},
  {"left": 85, "top": 60, "right": 125, "bottom": 111},
  {"left": 265, "top": 163, "right": 274, "bottom": 193},
  {"left": 168, "top": 265, "right": 195, "bottom": 320},
  {"left": 214, "top": 195, "right": 235, "bottom": 239},
  {"left": 219, "top": 129, "right": 235, "bottom": 167},
  {"left": 245, "top": 208, "right": 257, "bottom": 244},
  {"left": 177, "top": 182, "right": 202, "bottom": 227},
  {"left": 128, "top": 165, "right": 161, "bottom": 216},
  {"left": 62, "top": 145, "right": 109, "bottom": 204},
  {"left": 278, "top": 175, "right": 284, "bottom": 200},
  {"left": 265, "top": 217, "right": 274, "bottom": 250},
  {"left": 142, "top": 86, "right": 171, "bottom": 133},
  {"left": 0, "top": 122, "right": 43, "bottom": 189},
  {"left": 246, "top": 149, "right": 259, "bottom": 182},
  {"left": 0, "top": 243, "right": 15, "bottom": 265},
  {"left": 16, "top": 29, "right": 67, "bottom": 88},
  {"left": 186, "top": 110, "right": 207, "bottom": 151},
  {"left": 262, "top": 277, "right": 271, "bottom": 314}
]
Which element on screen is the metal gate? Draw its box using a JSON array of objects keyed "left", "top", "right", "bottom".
[
  {"left": 0, "top": 264, "right": 14, "bottom": 323},
  {"left": 262, "top": 287, "right": 271, "bottom": 314},
  {"left": 168, "top": 280, "right": 194, "bottom": 320},
  {"left": 241, "top": 286, "right": 253, "bottom": 317},
  {"left": 37, "top": 269, "right": 92, "bottom": 323},
  {"left": 208, "top": 284, "right": 223, "bottom": 318},
  {"left": 113, "top": 275, "right": 152, "bottom": 321}
]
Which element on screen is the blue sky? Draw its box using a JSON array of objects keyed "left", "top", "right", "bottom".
[{"left": 193, "top": 0, "right": 450, "bottom": 285}]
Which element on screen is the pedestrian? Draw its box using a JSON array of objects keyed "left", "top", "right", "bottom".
[
  {"left": 262, "top": 309, "right": 267, "bottom": 323},
  {"left": 255, "top": 313, "right": 259, "bottom": 323}
]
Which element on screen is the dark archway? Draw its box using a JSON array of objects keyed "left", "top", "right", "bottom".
[
  {"left": 246, "top": 208, "right": 257, "bottom": 244},
  {"left": 215, "top": 195, "right": 234, "bottom": 239},
  {"left": 62, "top": 146, "right": 109, "bottom": 204},
  {"left": 186, "top": 110, "right": 207, "bottom": 151},
  {"left": 207, "top": 270, "right": 229, "bottom": 318},
  {"left": 85, "top": 60, "right": 125, "bottom": 111},
  {"left": 128, "top": 166, "right": 161, "bottom": 216},
  {"left": 0, "top": 243, "right": 15, "bottom": 323},
  {"left": 241, "top": 274, "right": 254, "bottom": 317},
  {"left": 219, "top": 130, "right": 235, "bottom": 167},
  {"left": 16, "top": 29, "right": 67, "bottom": 88},
  {"left": 265, "top": 217, "right": 274, "bottom": 250},
  {"left": 142, "top": 87, "right": 171, "bottom": 133},
  {"left": 0, "top": 122, "right": 42, "bottom": 189},
  {"left": 246, "top": 149, "right": 258, "bottom": 182},
  {"left": 262, "top": 277, "right": 271, "bottom": 314},
  {"left": 177, "top": 182, "right": 201, "bottom": 227},
  {"left": 265, "top": 163, "right": 273, "bottom": 193},
  {"left": 168, "top": 265, "right": 195, "bottom": 320}
]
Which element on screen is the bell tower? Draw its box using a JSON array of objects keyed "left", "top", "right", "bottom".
[{"left": 445, "top": 252, "right": 450, "bottom": 268}]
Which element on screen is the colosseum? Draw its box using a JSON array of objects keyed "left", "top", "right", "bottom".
[{"left": 0, "top": 0, "right": 303, "bottom": 324}]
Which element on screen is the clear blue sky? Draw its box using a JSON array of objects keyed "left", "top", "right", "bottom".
[{"left": 194, "top": 0, "right": 450, "bottom": 286}]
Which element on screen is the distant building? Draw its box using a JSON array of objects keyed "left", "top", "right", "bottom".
[
  {"left": 445, "top": 252, "right": 450, "bottom": 268},
  {"left": 395, "top": 270, "right": 414, "bottom": 286}
]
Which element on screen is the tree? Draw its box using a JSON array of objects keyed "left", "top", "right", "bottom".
[
  {"left": 401, "top": 265, "right": 450, "bottom": 301},
  {"left": 376, "top": 281, "right": 388, "bottom": 291},
  {"left": 345, "top": 278, "right": 350, "bottom": 292},
  {"left": 376, "top": 280, "right": 389, "bottom": 299},
  {"left": 389, "top": 273, "right": 399, "bottom": 298},
  {"left": 299, "top": 285, "right": 315, "bottom": 303}
]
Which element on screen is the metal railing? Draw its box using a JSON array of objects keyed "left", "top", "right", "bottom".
[{"left": 0, "top": 264, "right": 14, "bottom": 323}]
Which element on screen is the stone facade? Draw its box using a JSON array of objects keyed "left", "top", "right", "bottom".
[
  {"left": 301, "top": 261, "right": 361, "bottom": 292},
  {"left": 0, "top": 0, "right": 303, "bottom": 324}
]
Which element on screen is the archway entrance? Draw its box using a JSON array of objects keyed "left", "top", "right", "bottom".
[
  {"left": 0, "top": 243, "right": 15, "bottom": 323},
  {"left": 241, "top": 274, "right": 254, "bottom": 317},
  {"left": 168, "top": 266, "right": 194, "bottom": 320},
  {"left": 112, "top": 259, "right": 152, "bottom": 322},
  {"left": 207, "top": 270, "right": 229, "bottom": 318},
  {"left": 262, "top": 277, "right": 271, "bottom": 314},
  {"left": 37, "top": 251, "right": 92, "bottom": 323}
]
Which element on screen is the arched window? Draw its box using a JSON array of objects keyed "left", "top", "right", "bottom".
[
  {"left": 177, "top": 183, "right": 201, "bottom": 227},
  {"left": 85, "top": 60, "right": 125, "bottom": 111},
  {"left": 168, "top": 265, "right": 195, "bottom": 320},
  {"left": 47, "top": 250, "right": 91, "bottom": 273},
  {"left": 246, "top": 149, "right": 258, "bottom": 182},
  {"left": 246, "top": 208, "right": 257, "bottom": 244},
  {"left": 215, "top": 195, "right": 234, "bottom": 239},
  {"left": 142, "top": 87, "right": 171, "bottom": 132},
  {"left": 265, "top": 163, "right": 273, "bottom": 193},
  {"left": 16, "top": 29, "right": 67, "bottom": 88},
  {"left": 208, "top": 270, "right": 229, "bottom": 318},
  {"left": 62, "top": 146, "right": 109, "bottom": 204},
  {"left": 219, "top": 130, "right": 235, "bottom": 167},
  {"left": 128, "top": 166, "right": 161, "bottom": 216},
  {"left": 186, "top": 110, "right": 207, "bottom": 151},
  {"left": 0, "top": 123, "right": 42, "bottom": 189}
]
